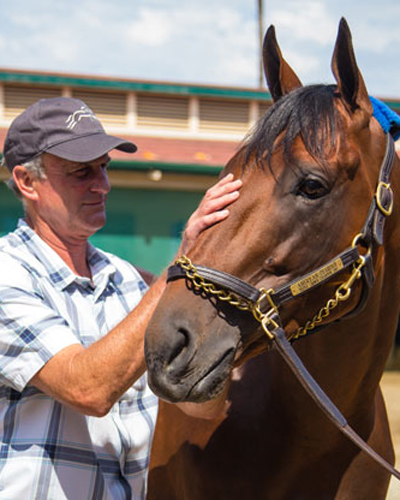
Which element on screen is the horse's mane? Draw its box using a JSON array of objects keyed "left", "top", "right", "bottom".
[{"left": 244, "top": 84, "right": 344, "bottom": 171}]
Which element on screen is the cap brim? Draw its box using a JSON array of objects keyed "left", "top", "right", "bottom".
[{"left": 44, "top": 132, "right": 137, "bottom": 162}]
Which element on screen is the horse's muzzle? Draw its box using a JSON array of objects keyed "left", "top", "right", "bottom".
[{"left": 145, "top": 311, "right": 238, "bottom": 403}]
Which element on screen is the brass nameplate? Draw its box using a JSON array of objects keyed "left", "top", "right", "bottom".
[{"left": 290, "top": 258, "right": 344, "bottom": 296}]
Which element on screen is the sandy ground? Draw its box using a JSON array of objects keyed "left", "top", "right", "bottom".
[{"left": 380, "top": 371, "right": 400, "bottom": 499}]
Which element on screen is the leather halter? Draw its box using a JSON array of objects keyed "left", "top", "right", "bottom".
[{"left": 167, "top": 134, "right": 400, "bottom": 481}]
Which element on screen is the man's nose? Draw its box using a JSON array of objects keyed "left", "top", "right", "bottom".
[{"left": 91, "top": 168, "right": 111, "bottom": 194}]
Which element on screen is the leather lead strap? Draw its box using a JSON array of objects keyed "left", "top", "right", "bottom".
[{"left": 272, "top": 326, "right": 400, "bottom": 481}]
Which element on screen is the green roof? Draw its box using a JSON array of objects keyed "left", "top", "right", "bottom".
[
  {"left": 0, "top": 69, "right": 272, "bottom": 101},
  {"left": 382, "top": 100, "right": 400, "bottom": 111}
]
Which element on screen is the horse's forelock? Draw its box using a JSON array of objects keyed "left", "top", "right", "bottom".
[{"left": 244, "top": 84, "right": 343, "bottom": 172}]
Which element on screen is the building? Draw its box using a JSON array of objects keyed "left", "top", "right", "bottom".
[{"left": 0, "top": 68, "right": 274, "bottom": 273}]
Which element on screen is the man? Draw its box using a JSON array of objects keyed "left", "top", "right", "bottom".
[{"left": 0, "top": 97, "right": 242, "bottom": 499}]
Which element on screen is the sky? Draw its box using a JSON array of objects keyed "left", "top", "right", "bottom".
[{"left": 0, "top": 0, "right": 399, "bottom": 98}]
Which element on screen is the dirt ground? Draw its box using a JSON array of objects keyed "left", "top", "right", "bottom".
[{"left": 380, "top": 371, "right": 400, "bottom": 499}]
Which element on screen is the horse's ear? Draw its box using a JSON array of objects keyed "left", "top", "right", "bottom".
[
  {"left": 263, "top": 25, "right": 303, "bottom": 102},
  {"left": 331, "top": 18, "right": 373, "bottom": 117}
]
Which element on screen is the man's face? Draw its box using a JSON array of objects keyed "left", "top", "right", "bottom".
[{"left": 32, "top": 153, "right": 111, "bottom": 240}]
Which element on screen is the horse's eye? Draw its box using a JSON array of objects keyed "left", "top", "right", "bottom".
[{"left": 297, "top": 179, "right": 327, "bottom": 199}]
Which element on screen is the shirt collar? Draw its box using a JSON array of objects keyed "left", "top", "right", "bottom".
[{"left": 15, "top": 219, "right": 117, "bottom": 292}]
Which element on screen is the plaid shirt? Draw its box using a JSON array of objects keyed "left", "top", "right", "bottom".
[{"left": 0, "top": 220, "right": 158, "bottom": 499}]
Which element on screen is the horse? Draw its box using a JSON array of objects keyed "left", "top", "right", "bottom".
[{"left": 144, "top": 18, "right": 400, "bottom": 499}]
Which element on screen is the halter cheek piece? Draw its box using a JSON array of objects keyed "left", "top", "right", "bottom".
[{"left": 167, "top": 135, "right": 400, "bottom": 481}]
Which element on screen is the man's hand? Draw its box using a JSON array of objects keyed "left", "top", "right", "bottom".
[{"left": 180, "top": 173, "right": 242, "bottom": 255}]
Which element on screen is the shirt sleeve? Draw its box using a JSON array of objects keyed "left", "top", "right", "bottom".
[{"left": 0, "top": 255, "right": 81, "bottom": 392}]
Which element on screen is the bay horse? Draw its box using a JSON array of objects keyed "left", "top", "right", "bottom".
[{"left": 145, "top": 18, "right": 400, "bottom": 499}]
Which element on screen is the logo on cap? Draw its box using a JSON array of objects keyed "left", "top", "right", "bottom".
[{"left": 66, "top": 105, "right": 100, "bottom": 130}]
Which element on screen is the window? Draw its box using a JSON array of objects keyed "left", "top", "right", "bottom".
[{"left": 137, "top": 95, "right": 189, "bottom": 130}]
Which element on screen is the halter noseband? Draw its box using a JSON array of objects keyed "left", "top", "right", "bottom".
[{"left": 166, "top": 134, "right": 400, "bottom": 481}]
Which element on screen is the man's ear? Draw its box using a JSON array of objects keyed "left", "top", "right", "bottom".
[{"left": 12, "top": 166, "right": 40, "bottom": 200}]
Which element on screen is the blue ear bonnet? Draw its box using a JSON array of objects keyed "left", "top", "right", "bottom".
[{"left": 370, "top": 95, "right": 400, "bottom": 141}]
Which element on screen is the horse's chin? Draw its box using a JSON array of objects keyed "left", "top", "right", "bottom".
[
  {"left": 184, "top": 350, "right": 235, "bottom": 403},
  {"left": 148, "top": 347, "right": 236, "bottom": 403}
]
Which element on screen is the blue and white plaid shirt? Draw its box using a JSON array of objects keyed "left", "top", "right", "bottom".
[{"left": 0, "top": 220, "right": 158, "bottom": 499}]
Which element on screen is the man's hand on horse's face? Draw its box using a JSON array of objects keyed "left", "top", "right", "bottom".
[{"left": 180, "top": 173, "right": 242, "bottom": 255}]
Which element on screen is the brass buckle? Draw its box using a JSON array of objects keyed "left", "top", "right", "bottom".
[
  {"left": 253, "top": 288, "right": 280, "bottom": 341},
  {"left": 260, "top": 310, "right": 280, "bottom": 340},
  {"left": 376, "top": 181, "right": 393, "bottom": 217}
]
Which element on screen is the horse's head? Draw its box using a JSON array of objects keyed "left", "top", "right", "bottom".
[{"left": 145, "top": 19, "right": 398, "bottom": 403}]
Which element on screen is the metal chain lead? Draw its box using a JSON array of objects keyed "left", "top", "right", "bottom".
[
  {"left": 174, "top": 256, "right": 278, "bottom": 337},
  {"left": 290, "top": 255, "right": 366, "bottom": 340},
  {"left": 175, "top": 256, "right": 252, "bottom": 312}
]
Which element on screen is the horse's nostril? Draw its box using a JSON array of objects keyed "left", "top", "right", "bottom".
[{"left": 167, "top": 327, "right": 190, "bottom": 365}]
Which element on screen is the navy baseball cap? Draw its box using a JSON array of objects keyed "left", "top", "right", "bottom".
[{"left": 3, "top": 97, "right": 137, "bottom": 171}]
